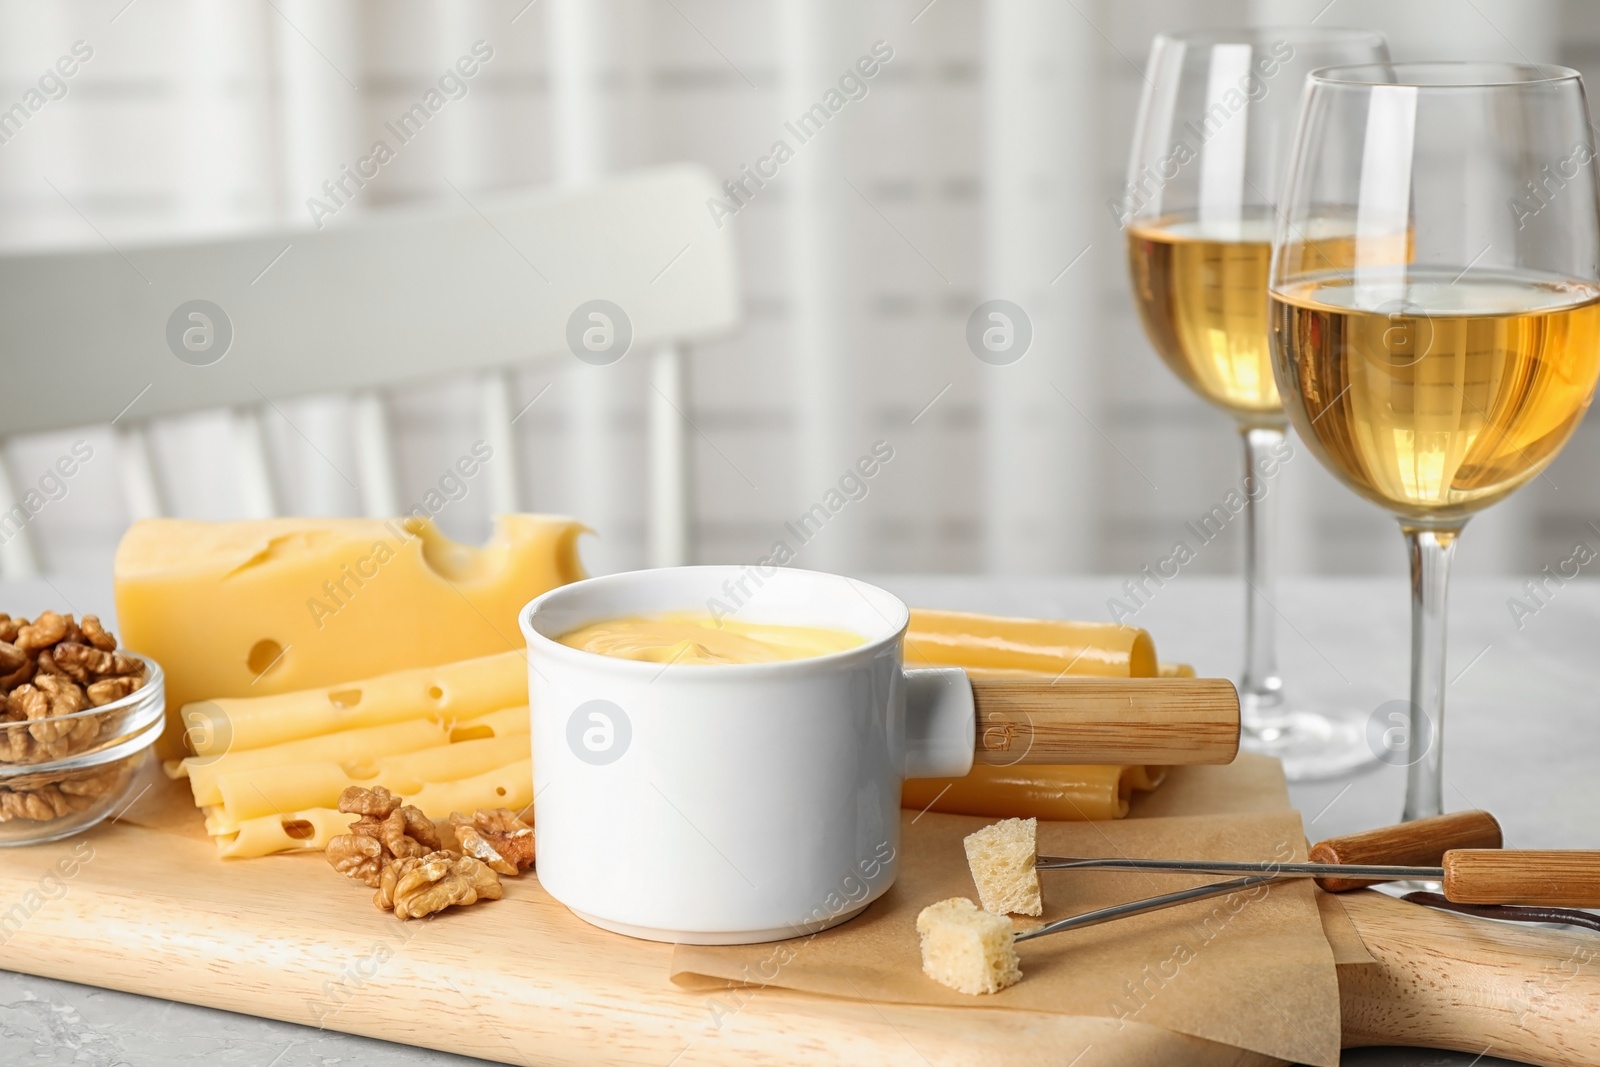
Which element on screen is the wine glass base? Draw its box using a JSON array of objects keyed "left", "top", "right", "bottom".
[{"left": 1241, "top": 708, "right": 1380, "bottom": 781}]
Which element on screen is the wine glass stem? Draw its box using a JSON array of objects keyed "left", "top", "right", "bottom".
[
  {"left": 1402, "top": 524, "right": 1461, "bottom": 822},
  {"left": 1240, "top": 425, "right": 1288, "bottom": 739}
]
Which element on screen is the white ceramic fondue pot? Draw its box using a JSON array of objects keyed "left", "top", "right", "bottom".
[{"left": 521, "top": 566, "right": 1237, "bottom": 945}]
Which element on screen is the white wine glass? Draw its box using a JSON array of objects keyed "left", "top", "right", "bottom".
[
  {"left": 1123, "top": 27, "right": 1389, "bottom": 779},
  {"left": 1270, "top": 62, "right": 1600, "bottom": 819}
]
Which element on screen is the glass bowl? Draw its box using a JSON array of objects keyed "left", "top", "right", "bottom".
[{"left": 0, "top": 655, "right": 164, "bottom": 846}]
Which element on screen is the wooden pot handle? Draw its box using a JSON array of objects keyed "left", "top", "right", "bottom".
[
  {"left": 968, "top": 676, "right": 1239, "bottom": 766},
  {"left": 1442, "top": 850, "right": 1600, "bottom": 908},
  {"left": 1310, "top": 810, "right": 1503, "bottom": 892}
]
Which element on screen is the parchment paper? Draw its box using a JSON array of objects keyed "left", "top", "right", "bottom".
[
  {"left": 672, "top": 757, "right": 1343, "bottom": 1067},
  {"left": 1319, "top": 891, "right": 1377, "bottom": 967}
]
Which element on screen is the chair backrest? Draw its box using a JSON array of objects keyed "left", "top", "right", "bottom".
[
  {"left": 0, "top": 164, "right": 740, "bottom": 574},
  {"left": 1, "top": 163, "right": 737, "bottom": 429}
]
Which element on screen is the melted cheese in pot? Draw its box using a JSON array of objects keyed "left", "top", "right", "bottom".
[{"left": 557, "top": 612, "right": 865, "bottom": 665}]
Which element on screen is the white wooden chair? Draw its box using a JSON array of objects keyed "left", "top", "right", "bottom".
[{"left": 0, "top": 164, "right": 740, "bottom": 576}]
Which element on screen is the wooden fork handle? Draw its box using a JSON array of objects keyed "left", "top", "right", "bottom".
[
  {"left": 1310, "top": 810, "right": 1503, "bottom": 892},
  {"left": 1443, "top": 850, "right": 1600, "bottom": 908}
]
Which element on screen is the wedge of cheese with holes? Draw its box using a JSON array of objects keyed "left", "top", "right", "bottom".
[{"left": 114, "top": 514, "right": 585, "bottom": 757}]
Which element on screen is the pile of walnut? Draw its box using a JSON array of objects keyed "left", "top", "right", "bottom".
[
  {"left": 1, "top": 611, "right": 146, "bottom": 765},
  {"left": 325, "top": 785, "right": 535, "bottom": 921},
  {"left": 0, "top": 611, "right": 145, "bottom": 824},
  {"left": 0, "top": 763, "right": 131, "bottom": 824}
]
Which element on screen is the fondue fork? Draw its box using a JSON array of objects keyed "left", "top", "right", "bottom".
[
  {"left": 1035, "top": 855, "right": 1444, "bottom": 883},
  {"left": 1013, "top": 873, "right": 1281, "bottom": 943},
  {"left": 1039, "top": 811, "right": 1600, "bottom": 908},
  {"left": 1015, "top": 812, "right": 1600, "bottom": 944}
]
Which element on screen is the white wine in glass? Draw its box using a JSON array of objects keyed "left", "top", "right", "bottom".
[
  {"left": 1270, "top": 63, "right": 1600, "bottom": 819},
  {"left": 1273, "top": 269, "right": 1600, "bottom": 519},
  {"left": 1127, "top": 214, "right": 1281, "bottom": 420},
  {"left": 1124, "top": 28, "right": 1389, "bottom": 779}
]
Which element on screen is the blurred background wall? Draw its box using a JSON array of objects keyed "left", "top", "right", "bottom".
[{"left": 1, "top": 0, "right": 1593, "bottom": 580}]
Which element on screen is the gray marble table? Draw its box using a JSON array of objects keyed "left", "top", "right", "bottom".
[{"left": 4, "top": 574, "right": 1594, "bottom": 1066}]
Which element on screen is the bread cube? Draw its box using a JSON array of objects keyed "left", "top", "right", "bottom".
[
  {"left": 963, "top": 817, "right": 1042, "bottom": 916},
  {"left": 916, "top": 897, "right": 1021, "bottom": 995}
]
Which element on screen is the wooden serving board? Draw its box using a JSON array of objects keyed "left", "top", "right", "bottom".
[{"left": 1, "top": 763, "right": 1596, "bottom": 1066}]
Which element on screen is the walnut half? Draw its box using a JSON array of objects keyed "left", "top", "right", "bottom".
[
  {"left": 327, "top": 786, "right": 444, "bottom": 887},
  {"left": 325, "top": 787, "right": 527, "bottom": 921},
  {"left": 0, "top": 760, "right": 132, "bottom": 823},
  {"left": 338, "top": 784, "right": 404, "bottom": 819},
  {"left": 449, "top": 808, "right": 535, "bottom": 876},
  {"left": 391, "top": 851, "right": 503, "bottom": 920},
  {"left": 379, "top": 805, "right": 442, "bottom": 858},
  {"left": 0, "top": 609, "right": 143, "bottom": 773},
  {"left": 326, "top": 832, "right": 384, "bottom": 887}
]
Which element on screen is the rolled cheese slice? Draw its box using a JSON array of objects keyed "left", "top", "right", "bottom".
[
  {"left": 898, "top": 607, "right": 1168, "bottom": 821},
  {"left": 404, "top": 757, "right": 532, "bottom": 818},
  {"left": 212, "top": 756, "right": 534, "bottom": 858},
  {"left": 114, "top": 514, "right": 583, "bottom": 756},
  {"left": 179, "top": 704, "right": 529, "bottom": 808},
  {"left": 902, "top": 762, "right": 1158, "bottom": 821},
  {"left": 184, "top": 717, "right": 454, "bottom": 807},
  {"left": 208, "top": 731, "right": 529, "bottom": 828},
  {"left": 905, "top": 609, "right": 1156, "bottom": 678},
  {"left": 178, "top": 650, "right": 527, "bottom": 758},
  {"left": 218, "top": 807, "right": 357, "bottom": 858}
]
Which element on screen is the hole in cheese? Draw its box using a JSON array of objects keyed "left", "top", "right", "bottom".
[
  {"left": 247, "top": 639, "right": 285, "bottom": 677},
  {"left": 427, "top": 685, "right": 445, "bottom": 701},
  {"left": 450, "top": 724, "right": 494, "bottom": 743},
  {"left": 341, "top": 759, "right": 379, "bottom": 780},
  {"left": 328, "top": 688, "right": 362, "bottom": 709},
  {"left": 281, "top": 819, "right": 315, "bottom": 840},
  {"left": 405, "top": 517, "right": 486, "bottom": 582}
]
